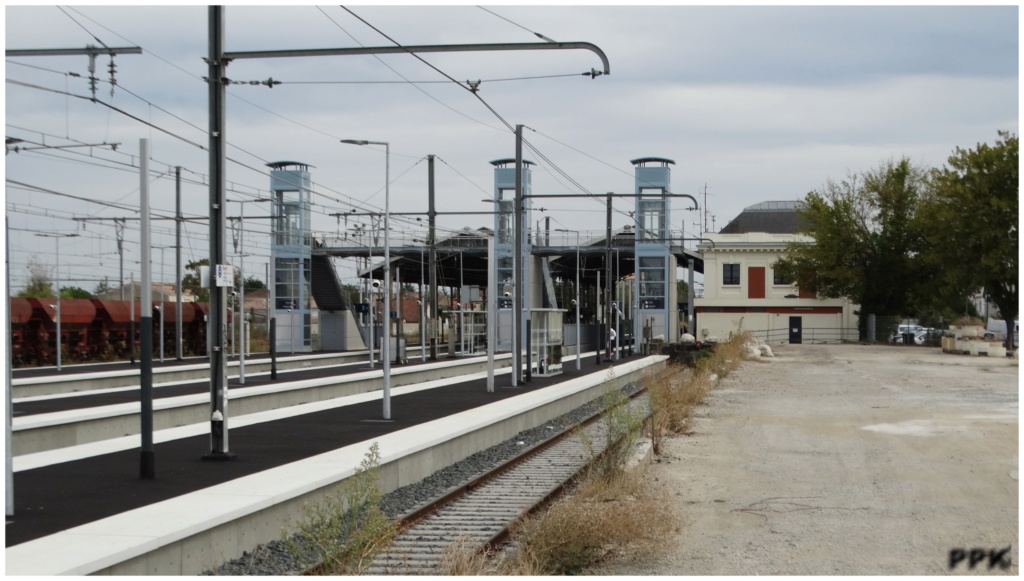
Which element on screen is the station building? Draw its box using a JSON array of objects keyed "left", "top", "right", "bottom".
[{"left": 695, "top": 201, "right": 858, "bottom": 344}]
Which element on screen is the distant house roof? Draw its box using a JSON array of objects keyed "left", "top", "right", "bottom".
[{"left": 719, "top": 200, "right": 806, "bottom": 234}]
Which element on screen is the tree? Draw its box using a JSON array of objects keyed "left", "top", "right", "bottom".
[
  {"left": 773, "top": 158, "right": 929, "bottom": 339},
  {"left": 60, "top": 286, "right": 92, "bottom": 299},
  {"left": 676, "top": 280, "right": 689, "bottom": 299},
  {"left": 919, "top": 131, "right": 1018, "bottom": 350},
  {"left": 93, "top": 279, "right": 112, "bottom": 297},
  {"left": 243, "top": 276, "right": 266, "bottom": 293},
  {"left": 182, "top": 258, "right": 210, "bottom": 303},
  {"left": 17, "top": 258, "right": 54, "bottom": 298},
  {"left": 340, "top": 283, "right": 362, "bottom": 306}
]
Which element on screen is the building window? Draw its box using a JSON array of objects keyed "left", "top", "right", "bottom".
[
  {"left": 723, "top": 263, "right": 740, "bottom": 285},
  {"left": 773, "top": 269, "right": 792, "bottom": 285}
]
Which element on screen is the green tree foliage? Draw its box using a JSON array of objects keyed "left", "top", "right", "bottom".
[
  {"left": 340, "top": 283, "right": 362, "bottom": 306},
  {"left": 17, "top": 258, "right": 54, "bottom": 298},
  {"left": 59, "top": 286, "right": 92, "bottom": 299},
  {"left": 182, "top": 258, "right": 210, "bottom": 303},
  {"left": 242, "top": 276, "right": 266, "bottom": 292},
  {"left": 93, "top": 279, "right": 112, "bottom": 296},
  {"left": 919, "top": 131, "right": 1018, "bottom": 349},
  {"left": 773, "top": 159, "right": 929, "bottom": 336}
]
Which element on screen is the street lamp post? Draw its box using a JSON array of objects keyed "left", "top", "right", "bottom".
[
  {"left": 556, "top": 229, "right": 581, "bottom": 371},
  {"left": 342, "top": 139, "right": 392, "bottom": 420},
  {"left": 35, "top": 232, "right": 78, "bottom": 371}
]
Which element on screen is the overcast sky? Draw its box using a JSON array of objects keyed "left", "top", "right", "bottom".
[{"left": 4, "top": 4, "right": 1019, "bottom": 293}]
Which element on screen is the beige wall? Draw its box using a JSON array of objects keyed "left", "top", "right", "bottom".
[{"left": 696, "top": 232, "right": 858, "bottom": 343}]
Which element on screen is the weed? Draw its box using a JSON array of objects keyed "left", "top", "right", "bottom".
[
  {"left": 435, "top": 535, "right": 547, "bottom": 575},
  {"left": 646, "top": 365, "right": 712, "bottom": 448},
  {"left": 592, "top": 381, "right": 645, "bottom": 481},
  {"left": 285, "top": 442, "right": 398, "bottom": 575},
  {"left": 508, "top": 471, "right": 674, "bottom": 574}
]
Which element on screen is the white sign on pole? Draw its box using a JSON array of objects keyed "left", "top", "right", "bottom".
[{"left": 215, "top": 264, "right": 234, "bottom": 287}]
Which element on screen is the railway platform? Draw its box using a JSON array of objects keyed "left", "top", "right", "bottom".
[{"left": 5, "top": 350, "right": 666, "bottom": 575}]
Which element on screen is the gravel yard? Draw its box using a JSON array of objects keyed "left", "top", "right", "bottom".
[{"left": 589, "top": 343, "right": 1019, "bottom": 576}]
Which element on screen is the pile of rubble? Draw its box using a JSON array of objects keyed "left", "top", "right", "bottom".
[
  {"left": 742, "top": 337, "right": 775, "bottom": 360},
  {"left": 942, "top": 325, "right": 1008, "bottom": 357}
]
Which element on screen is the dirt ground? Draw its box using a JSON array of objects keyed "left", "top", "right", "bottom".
[{"left": 589, "top": 343, "right": 1019, "bottom": 576}]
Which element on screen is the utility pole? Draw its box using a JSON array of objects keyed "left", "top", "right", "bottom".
[
  {"left": 605, "top": 192, "right": 613, "bottom": 361},
  {"left": 203, "top": 6, "right": 232, "bottom": 461},
  {"left": 512, "top": 124, "right": 523, "bottom": 386},
  {"left": 116, "top": 219, "right": 125, "bottom": 300},
  {"left": 6, "top": 217, "right": 13, "bottom": 517},
  {"left": 175, "top": 167, "right": 183, "bottom": 360},
  {"left": 428, "top": 154, "right": 438, "bottom": 361},
  {"left": 139, "top": 138, "right": 155, "bottom": 479}
]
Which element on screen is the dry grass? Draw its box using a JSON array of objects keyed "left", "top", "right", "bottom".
[
  {"left": 502, "top": 471, "right": 675, "bottom": 575},
  {"left": 435, "top": 535, "right": 547, "bottom": 576},
  {"left": 646, "top": 365, "right": 713, "bottom": 453},
  {"left": 953, "top": 315, "right": 985, "bottom": 327},
  {"left": 690, "top": 330, "right": 754, "bottom": 380}
]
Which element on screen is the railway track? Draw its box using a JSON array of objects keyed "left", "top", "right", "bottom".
[{"left": 358, "top": 389, "right": 650, "bottom": 575}]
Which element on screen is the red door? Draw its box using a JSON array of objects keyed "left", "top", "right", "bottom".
[{"left": 748, "top": 267, "right": 765, "bottom": 299}]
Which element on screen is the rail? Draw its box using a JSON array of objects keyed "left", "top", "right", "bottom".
[{"left": 353, "top": 384, "right": 650, "bottom": 575}]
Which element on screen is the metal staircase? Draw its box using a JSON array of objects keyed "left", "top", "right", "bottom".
[{"left": 310, "top": 253, "right": 350, "bottom": 312}]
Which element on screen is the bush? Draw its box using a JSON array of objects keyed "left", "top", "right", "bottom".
[{"left": 285, "top": 443, "right": 398, "bottom": 575}]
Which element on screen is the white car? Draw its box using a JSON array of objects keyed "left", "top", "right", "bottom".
[
  {"left": 890, "top": 325, "right": 927, "bottom": 344},
  {"left": 984, "top": 318, "right": 1019, "bottom": 347}
]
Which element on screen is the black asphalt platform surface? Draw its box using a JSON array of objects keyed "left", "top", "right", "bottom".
[
  {"left": 13, "top": 357, "right": 436, "bottom": 417},
  {"left": 6, "top": 353, "right": 636, "bottom": 547}
]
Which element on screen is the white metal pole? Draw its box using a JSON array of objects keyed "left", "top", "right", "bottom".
[
  {"left": 382, "top": 142, "right": 391, "bottom": 419},
  {"left": 55, "top": 237, "right": 61, "bottom": 371},
  {"left": 6, "top": 217, "right": 13, "bottom": 516},
  {"left": 342, "top": 139, "right": 390, "bottom": 418},
  {"left": 421, "top": 245, "right": 426, "bottom": 361},
  {"left": 159, "top": 247, "right": 165, "bottom": 363},
  {"left": 366, "top": 247, "right": 374, "bottom": 367},
  {"left": 486, "top": 235, "right": 496, "bottom": 391},
  {"left": 459, "top": 251, "right": 465, "bottom": 356},
  {"left": 131, "top": 272, "right": 136, "bottom": 358},
  {"left": 238, "top": 202, "right": 246, "bottom": 384},
  {"left": 396, "top": 265, "right": 401, "bottom": 364},
  {"left": 575, "top": 232, "right": 581, "bottom": 370}
]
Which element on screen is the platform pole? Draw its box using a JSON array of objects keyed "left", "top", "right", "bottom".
[
  {"left": 486, "top": 236, "right": 496, "bottom": 392},
  {"left": 139, "top": 138, "right": 155, "bottom": 479}
]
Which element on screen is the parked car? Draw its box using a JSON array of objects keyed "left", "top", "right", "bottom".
[
  {"left": 984, "top": 318, "right": 1019, "bottom": 347},
  {"left": 889, "top": 324, "right": 927, "bottom": 345}
]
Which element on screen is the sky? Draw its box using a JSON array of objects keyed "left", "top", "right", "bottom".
[{"left": 4, "top": 3, "right": 1019, "bottom": 295}]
